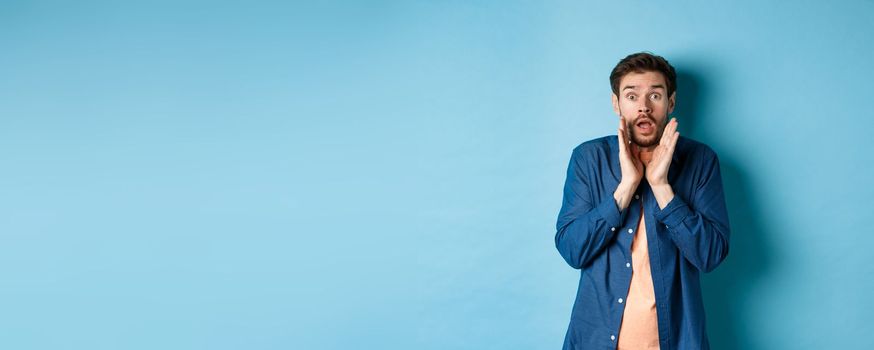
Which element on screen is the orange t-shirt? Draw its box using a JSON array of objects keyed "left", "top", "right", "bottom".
[{"left": 616, "top": 201, "right": 660, "bottom": 350}]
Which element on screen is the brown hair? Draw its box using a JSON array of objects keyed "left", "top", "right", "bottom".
[{"left": 609, "top": 52, "right": 676, "bottom": 97}]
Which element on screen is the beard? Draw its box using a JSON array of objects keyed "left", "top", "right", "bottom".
[{"left": 625, "top": 113, "right": 664, "bottom": 148}]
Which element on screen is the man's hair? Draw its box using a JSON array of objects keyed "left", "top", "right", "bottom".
[{"left": 609, "top": 52, "right": 677, "bottom": 97}]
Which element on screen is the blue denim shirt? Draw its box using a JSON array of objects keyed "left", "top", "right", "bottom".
[{"left": 555, "top": 135, "right": 730, "bottom": 349}]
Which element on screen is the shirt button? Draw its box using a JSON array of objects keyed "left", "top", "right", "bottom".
[
  {"left": 618, "top": 298, "right": 624, "bottom": 304},
  {"left": 634, "top": 194, "right": 640, "bottom": 199},
  {"left": 665, "top": 224, "right": 669, "bottom": 228},
  {"left": 611, "top": 227, "right": 616, "bottom": 232},
  {"left": 611, "top": 335, "right": 616, "bottom": 341},
  {"left": 626, "top": 262, "right": 631, "bottom": 268},
  {"left": 627, "top": 228, "right": 633, "bottom": 234}
]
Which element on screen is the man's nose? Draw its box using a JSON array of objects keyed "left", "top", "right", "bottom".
[{"left": 638, "top": 101, "right": 652, "bottom": 114}]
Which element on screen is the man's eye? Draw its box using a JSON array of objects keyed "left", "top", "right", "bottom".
[
  {"left": 651, "top": 93, "right": 661, "bottom": 100},
  {"left": 626, "top": 95, "right": 636, "bottom": 100}
]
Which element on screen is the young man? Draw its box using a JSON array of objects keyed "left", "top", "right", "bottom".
[{"left": 555, "top": 52, "right": 731, "bottom": 349}]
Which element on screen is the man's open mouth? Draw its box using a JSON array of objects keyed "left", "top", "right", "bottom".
[{"left": 635, "top": 118, "right": 655, "bottom": 134}]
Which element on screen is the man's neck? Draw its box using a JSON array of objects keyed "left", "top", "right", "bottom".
[{"left": 639, "top": 147, "right": 655, "bottom": 166}]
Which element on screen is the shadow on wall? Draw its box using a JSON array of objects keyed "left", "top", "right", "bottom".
[{"left": 674, "top": 69, "right": 775, "bottom": 350}]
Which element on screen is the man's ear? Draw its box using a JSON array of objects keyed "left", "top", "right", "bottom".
[
  {"left": 668, "top": 91, "right": 676, "bottom": 114},
  {"left": 611, "top": 93, "right": 620, "bottom": 116}
]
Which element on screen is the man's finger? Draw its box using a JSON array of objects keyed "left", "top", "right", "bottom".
[
  {"left": 618, "top": 128, "right": 626, "bottom": 151},
  {"left": 618, "top": 117, "right": 628, "bottom": 153},
  {"left": 661, "top": 131, "right": 679, "bottom": 165},
  {"left": 660, "top": 118, "right": 676, "bottom": 146},
  {"left": 667, "top": 119, "right": 679, "bottom": 149}
]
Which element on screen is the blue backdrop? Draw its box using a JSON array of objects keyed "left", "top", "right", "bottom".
[{"left": 2, "top": 1, "right": 872, "bottom": 349}]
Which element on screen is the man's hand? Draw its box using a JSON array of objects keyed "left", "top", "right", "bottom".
[
  {"left": 647, "top": 117, "right": 679, "bottom": 208},
  {"left": 646, "top": 118, "right": 679, "bottom": 185},
  {"left": 614, "top": 116, "right": 643, "bottom": 210}
]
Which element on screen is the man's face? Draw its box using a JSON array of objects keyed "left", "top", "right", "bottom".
[{"left": 611, "top": 71, "right": 676, "bottom": 148}]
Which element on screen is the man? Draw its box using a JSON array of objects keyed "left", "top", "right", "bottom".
[{"left": 555, "top": 52, "right": 730, "bottom": 349}]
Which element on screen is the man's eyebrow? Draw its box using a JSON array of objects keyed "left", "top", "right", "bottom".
[{"left": 622, "top": 84, "right": 665, "bottom": 92}]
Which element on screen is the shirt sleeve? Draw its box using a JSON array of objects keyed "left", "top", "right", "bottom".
[
  {"left": 554, "top": 147, "right": 629, "bottom": 269},
  {"left": 653, "top": 152, "right": 731, "bottom": 273}
]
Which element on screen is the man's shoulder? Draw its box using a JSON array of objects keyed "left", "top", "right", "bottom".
[
  {"left": 677, "top": 135, "right": 720, "bottom": 163},
  {"left": 572, "top": 135, "right": 616, "bottom": 156}
]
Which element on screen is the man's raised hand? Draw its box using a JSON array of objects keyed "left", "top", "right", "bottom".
[
  {"left": 646, "top": 117, "right": 680, "bottom": 187},
  {"left": 614, "top": 116, "right": 644, "bottom": 210}
]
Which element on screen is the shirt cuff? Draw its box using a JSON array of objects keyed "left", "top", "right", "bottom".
[
  {"left": 653, "top": 195, "right": 693, "bottom": 228},
  {"left": 596, "top": 195, "right": 628, "bottom": 230}
]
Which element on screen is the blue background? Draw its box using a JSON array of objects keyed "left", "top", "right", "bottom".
[{"left": 2, "top": 1, "right": 872, "bottom": 349}]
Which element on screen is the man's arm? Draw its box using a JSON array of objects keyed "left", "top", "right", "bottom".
[
  {"left": 554, "top": 147, "right": 630, "bottom": 269},
  {"left": 654, "top": 153, "right": 731, "bottom": 273}
]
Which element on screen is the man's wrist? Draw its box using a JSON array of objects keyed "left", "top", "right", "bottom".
[
  {"left": 651, "top": 183, "right": 674, "bottom": 209},
  {"left": 614, "top": 181, "right": 639, "bottom": 210}
]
